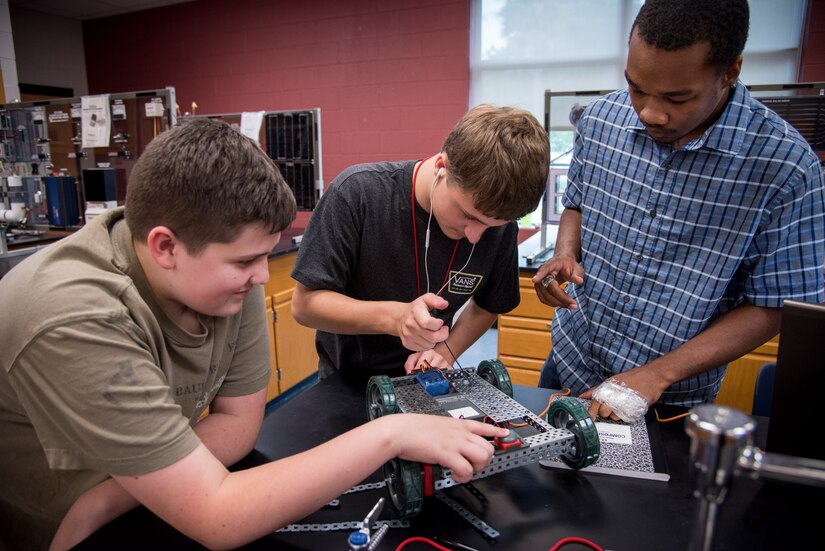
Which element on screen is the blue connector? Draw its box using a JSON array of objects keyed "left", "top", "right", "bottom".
[{"left": 416, "top": 369, "right": 450, "bottom": 396}]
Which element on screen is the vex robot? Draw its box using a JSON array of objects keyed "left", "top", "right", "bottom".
[{"left": 365, "top": 360, "right": 601, "bottom": 525}]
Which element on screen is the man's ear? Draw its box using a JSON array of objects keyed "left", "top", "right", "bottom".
[
  {"left": 146, "top": 226, "right": 179, "bottom": 270},
  {"left": 723, "top": 55, "right": 743, "bottom": 87}
]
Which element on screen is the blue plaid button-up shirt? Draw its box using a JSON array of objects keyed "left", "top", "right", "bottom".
[{"left": 552, "top": 81, "right": 825, "bottom": 406}]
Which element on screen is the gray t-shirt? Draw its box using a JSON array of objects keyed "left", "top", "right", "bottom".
[
  {"left": 292, "top": 160, "right": 520, "bottom": 380},
  {"left": 0, "top": 208, "right": 270, "bottom": 549}
]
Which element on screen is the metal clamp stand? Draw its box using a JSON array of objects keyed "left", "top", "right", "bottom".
[{"left": 685, "top": 404, "right": 825, "bottom": 551}]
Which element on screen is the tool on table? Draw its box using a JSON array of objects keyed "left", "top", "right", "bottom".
[{"left": 347, "top": 497, "right": 388, "bottom": 550}]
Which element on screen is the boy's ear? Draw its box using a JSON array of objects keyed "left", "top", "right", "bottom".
[{"left": 146, "top": 226, "right": 179, "bottom": 270}]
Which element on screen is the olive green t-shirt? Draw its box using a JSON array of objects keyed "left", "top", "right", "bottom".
[{"left": 0, "top": 208, "right": 271, "bottom": 549}]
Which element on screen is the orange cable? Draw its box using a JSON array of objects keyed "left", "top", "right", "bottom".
[
  {"left": 654, "top": 408, "right": 690, "bottom": 423},
  {"left": 509, "top": 388, "right": 571, "bottom": 427}
]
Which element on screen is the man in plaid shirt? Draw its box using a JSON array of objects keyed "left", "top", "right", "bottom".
[{"left": 533, "top": 0, "right": 825, "bottom": 420}]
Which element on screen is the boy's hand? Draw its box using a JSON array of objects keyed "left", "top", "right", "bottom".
[
  {"left": 396, "top": 293, "right": 449, "bottom": 351},
  {"left": 403, "top": 349, "right": 451, "bottom": 373},
  {"left": 382, "top": 414, "right": 508, "bottom": 483}
]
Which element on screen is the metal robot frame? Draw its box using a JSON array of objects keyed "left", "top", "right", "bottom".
[{"left": 365, "top": 359, "right": 601, "bottom": 522}]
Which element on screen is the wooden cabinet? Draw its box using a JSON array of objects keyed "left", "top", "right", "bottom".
[
  {"left": 262, "top": 253, "right": 319, "bottom": 403},
  {"left": 264, "top": 295, "right": 280, "bottom": 401},
  {"left": 714, "top": 336, "right": 779, "bottom": 414},
  {"left": 497, "top": 276, "right": 554, "bottom": 386},
  {"left": 498, "top": 272, "right": 778, "bottom": 414}
]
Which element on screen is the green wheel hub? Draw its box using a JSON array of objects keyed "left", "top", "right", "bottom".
[
  {"left": 383, "top": 458, "right": 424, "bottom": 519},
  {"left": 546, "top": 397, "right": 601, "bottom": 469},
  {"left": 476, "top": 359, "right": 513, "bottom": 397},
  {"left": 366, "top": 375, "right": 397, "bottom": 420}
]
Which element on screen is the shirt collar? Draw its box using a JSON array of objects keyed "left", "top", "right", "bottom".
[{"left": 624, "top": 79, "right": 750, "bottom": 155}]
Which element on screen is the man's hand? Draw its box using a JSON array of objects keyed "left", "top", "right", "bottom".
[
  {"left": 532, "top": 255, "right": 585, "bottom": 309},
  {"left": 581, "top": 368, "right": 663, "bottom": 421},
  {"left": 396, "top": 293, "right": 450, "bottom": 351}
]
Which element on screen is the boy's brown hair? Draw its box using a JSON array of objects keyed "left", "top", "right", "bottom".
[
  {"left": 442, "top": 104, "right": 550, "bottom": 220},
  {"left": 125, "top": 118, "right": 296, "bottom": 254}
]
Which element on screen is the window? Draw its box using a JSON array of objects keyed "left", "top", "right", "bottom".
[
  {"left": 470, "top": 0, "right": 808, "bottom": 231},
  {"left": 470, "top": 0, "right": 806, "bottom": 121}
]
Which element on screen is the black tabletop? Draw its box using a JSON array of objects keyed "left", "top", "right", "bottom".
[{"left": 78, "top": 373, "right": 820, "bottom": 551}]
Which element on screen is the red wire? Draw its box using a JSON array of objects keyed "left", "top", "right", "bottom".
[
  {"left": 395, "top": 536, "right": 452, "bottom": 550},
  {"left": 438, "top": 240, "right": 460, "bottom": 295},
  {"left": 548, "top": 536, "right": 604, "bottom": 551},
  {"left": 396, "top": 535, "right": 603, "bottom": 551},
  {"left": 411, "top": 160, "right": 424, "bottom": 296}
]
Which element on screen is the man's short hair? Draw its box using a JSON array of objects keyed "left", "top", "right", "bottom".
[
  {"left": 125, "top": 118, "right": 297, "bottom": 254},
  {"left": 442, "top": 104, "right": 550, "bottom": 221},
  {"left": 632, "top": 0, "right": 749, "bottom": 72}
]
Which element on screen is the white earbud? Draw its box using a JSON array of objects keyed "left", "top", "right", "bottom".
[{"left": 426, "top": 169, "right": 445, "bottom": 254}]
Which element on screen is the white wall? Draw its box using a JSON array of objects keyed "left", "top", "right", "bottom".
[
  {"left": 9, "top": 5, "right": 87, "bottom": 97},
  {"left": 0, "top": 0, "right": 19, "bottom": 102}
]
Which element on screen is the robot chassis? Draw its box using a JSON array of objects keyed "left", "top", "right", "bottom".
[
  {"left": 366, "top": 360, "right": 602, "bottom": 524},
  {"left": 277, "top": 360, "right": 601, "bottom": 547}
]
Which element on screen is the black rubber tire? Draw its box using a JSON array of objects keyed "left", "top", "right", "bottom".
[
  {"left": 476, "top": 359, "right": 513, "bottom": 397},
  {"left": 546, "top": 397, "right": 601, "bottom": 469},
  {"left": 383, "top": 458, "right": 424, "bottom": 519},
  {"left": 366, "top": 375, "right": 397, "bottom": 420}
]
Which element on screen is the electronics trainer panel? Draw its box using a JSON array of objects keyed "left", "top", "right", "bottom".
[
  {"left": 185, "top": 109, "right": 323, "bottom": 211},
  {"left": 1, "top": 87, "right": 176, "bottom": 230}
]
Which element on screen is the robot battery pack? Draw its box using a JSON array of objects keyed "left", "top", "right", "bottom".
[{"left": 416, "top": 369, "right": 450, "bottom": 396}]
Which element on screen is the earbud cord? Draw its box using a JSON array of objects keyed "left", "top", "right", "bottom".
[
  {"left": 425, "top": 167, "right": 476, "bottom": 295},
  {"left": 424, "top": 172, "right": 438, "bottom": 293},
  {"left": 411, "top": 159, "right": 459, "bottom": 297},
  {"left": 435, "top": 242, "right": 475, "bottom": 297}
]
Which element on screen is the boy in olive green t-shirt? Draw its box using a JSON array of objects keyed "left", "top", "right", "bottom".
[{"left": 0, "top": 118, "right": 507, "bottom": 550}]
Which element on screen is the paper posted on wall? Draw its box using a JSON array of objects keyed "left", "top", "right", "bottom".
[
  {"left": 81, "top": 94, "right": 111, "bottom": 148},
  {"left": 240, "top": 111, "right": 265, "bottom": 144}
]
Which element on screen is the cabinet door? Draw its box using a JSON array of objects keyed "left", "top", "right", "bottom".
[
  {"left": 265, "top": 295, "right": 280, "bottom": 402},
  {"left": 497, "top": 276, "right": 554, "bottom": 383},
  {"left": 265, "top": 253, "right": 319, "bottom": 399},
  {"left": 273, "top": 291, "right": 319, "bottom": 392},
  {"left": 714, "top": 336, "right": 779, "bottom": 414}
]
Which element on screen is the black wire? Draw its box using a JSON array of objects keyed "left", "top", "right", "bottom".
[
  {"left": 550, "top": 146, "right": 574, "bottom": 165},
  {"left": 443, "top": 340, "right": 462, "bottom": 370}
]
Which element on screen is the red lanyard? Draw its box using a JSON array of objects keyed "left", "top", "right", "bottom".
[{"left": 411, "top": 159, "right": 460, "bottom": 297}]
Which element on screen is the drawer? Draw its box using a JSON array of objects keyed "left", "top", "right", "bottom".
[
  {"left": 506, "top": 365, "right": 540, "bottom": 387},
  {"left": 498, "top": 325, "right": 551, "bottom": 361},
  {"left": 499, "top": 314, "right": 551, "bottom": 332},
  {"left": 499, "top": 354, "right": 545, "bottom": 373},
  {"left": 507, "top": 277, "right": 555, "bottom": 320}
]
